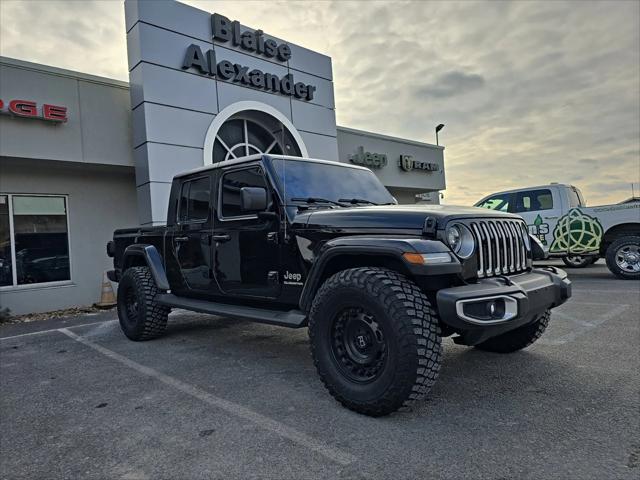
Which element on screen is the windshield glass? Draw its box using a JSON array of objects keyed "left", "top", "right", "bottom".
[
  {"left": 476, "top": 193, "right": 510, "bottom": 211},
  {"left": 270, "top": 158, "right": 395, "bottom": 205}
]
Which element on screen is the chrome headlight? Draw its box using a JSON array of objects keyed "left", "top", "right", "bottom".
[
  {"left": 447, "top": 225, "right": 461, "bottom": 251},
  {"left": 445, "top": 223, "right": 475, "bottom": 259}
]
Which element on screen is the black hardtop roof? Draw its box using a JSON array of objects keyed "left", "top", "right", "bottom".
[{"left": 173, "top": 154, "right": 370, "bottom": 179}]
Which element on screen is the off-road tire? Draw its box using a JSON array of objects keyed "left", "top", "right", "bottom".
[
  {"left": 117, "top": 266, "right": 170, "bottom": 341},
  {"left": 308, "top": 267, "right": 442, "bottom": 417},
  {"left": 605, "top": 235, "right": 640, "bottom": 280},
  {"left": 562, "top": 255, "right": 593, "bottom": 268},
  {"left": 474, "top": 310, "right": 550, "bottom": 353}
]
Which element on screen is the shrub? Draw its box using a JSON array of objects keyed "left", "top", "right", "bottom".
[{"left": 0, "top": 306, "right": 11, "bottom": 324}]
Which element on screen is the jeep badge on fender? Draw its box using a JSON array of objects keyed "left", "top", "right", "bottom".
[{"left": 283, "top": 271, "right": 303, "bottom": 285}]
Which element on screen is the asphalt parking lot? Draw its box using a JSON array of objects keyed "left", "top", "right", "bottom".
[{"left": 1, "top": 260, "right": 638, "bottom": 480}]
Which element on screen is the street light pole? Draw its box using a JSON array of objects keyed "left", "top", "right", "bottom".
[{"left": 435, "top": 123, "right": 445, "bottom": 146}]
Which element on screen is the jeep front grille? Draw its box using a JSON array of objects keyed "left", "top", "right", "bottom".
[{"left": 469, "top": 220, "right": 530, "bottom": 278}]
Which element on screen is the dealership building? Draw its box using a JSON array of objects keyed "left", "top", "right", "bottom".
[{"left": 0, "top": 0, "right": 446, "bottom": 315}]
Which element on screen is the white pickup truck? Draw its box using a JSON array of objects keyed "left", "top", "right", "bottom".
[{"left": 475, "top": 184, "right": 640, "bottom": 279}]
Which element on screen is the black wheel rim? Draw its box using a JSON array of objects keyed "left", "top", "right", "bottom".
[
  {"left": 124, "top": 285, "right": 140, "bottom": 326},
  {"left": 330, "top": 307, "right": 387, "bottom": 383}
]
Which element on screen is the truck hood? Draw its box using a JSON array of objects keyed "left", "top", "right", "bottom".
[{"left": 295, "top": 204, "right": 521, "bottom": 230}]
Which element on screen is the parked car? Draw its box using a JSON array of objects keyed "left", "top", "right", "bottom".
[
  {"left": 476, "top": 184, "right": 640, "bottom": 279},
  {"left": 108, "top": 155, "right": 571, "bottom": 416}
]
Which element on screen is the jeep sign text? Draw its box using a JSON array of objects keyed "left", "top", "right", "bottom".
[{"left": 348, "top": 146, "right": 388, "bottom": 169}]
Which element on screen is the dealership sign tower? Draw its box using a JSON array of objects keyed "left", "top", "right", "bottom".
[{"left": 125, "top": 0, "right": 338, "bottom": 225}]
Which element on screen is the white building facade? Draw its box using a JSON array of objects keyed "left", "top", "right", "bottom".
[{"left": 0, "top": 0, "right": 445, "bottom": 314}]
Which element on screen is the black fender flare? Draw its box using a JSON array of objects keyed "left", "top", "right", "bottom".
[
  {"left": 298, "top": 236, "right": 457, "bottom": 312},
  {"left": 122, "top": 244, "right": 170, "bottom": 291}
]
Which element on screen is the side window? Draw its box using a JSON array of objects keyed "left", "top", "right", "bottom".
[
  {"left": 220, "top": 167, "right": 268, "bottom": 218},
  {"left": 513, "top": 189, "right": 553, "bottom": 213},
  {"left": 177, "top": 176, "right": 211, "bottom": 223},
  {"left": 477, "top": 194, "right": 510, "bottom": 211}
]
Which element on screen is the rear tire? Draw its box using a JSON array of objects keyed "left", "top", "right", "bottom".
[
  {"left": 562, "top": 255, "right": 594, "bottom": 268},
  {"left": 308, "top": 267, "right": 442, "bottom": 417},
  {"left": 117, "top": 266, "right": 170, "bottom": 341},
  {"left": 605, "top": 235, "right": 640, "bottom": 280},
  {"left": 474, "top": 310, "right": 550, "bottom": 353}
]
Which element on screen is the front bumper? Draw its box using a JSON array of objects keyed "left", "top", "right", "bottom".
[{"left": 436, "top": 267, "right": 571, "bottom": 345}]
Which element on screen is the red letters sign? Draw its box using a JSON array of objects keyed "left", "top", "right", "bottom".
[{"left": 0, "top": 99, "right": 68, "bottom": 123}]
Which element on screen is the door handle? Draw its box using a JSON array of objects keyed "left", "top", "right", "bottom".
[
  {"left": 212, "top": 234, "right": 231, "bottom": 243},
  {"left": 175, "top": 236, "right": 189, "bottom": 242},
  {"left": 544, "top": 216, "right": 558, "bottom": 220}
]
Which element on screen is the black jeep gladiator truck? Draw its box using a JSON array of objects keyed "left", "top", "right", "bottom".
[{"left": 107, "top": 154, "right": 571, "bottom": 416}]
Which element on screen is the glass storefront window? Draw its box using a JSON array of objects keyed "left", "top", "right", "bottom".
[
  {"left": 0, "top": 195, "right": 71, "bottom": 287},
  {"left": 0, "top": 196, "right": 12, "bottom": 287}
]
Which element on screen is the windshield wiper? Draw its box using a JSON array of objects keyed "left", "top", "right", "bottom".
[
  {"left": 290, "top": 197, "right": 348, "bottom": 207},
  {"left": 338, "top": 198, "right": 379, "bottom": 205}
]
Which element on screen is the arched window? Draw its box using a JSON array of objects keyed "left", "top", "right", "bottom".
[
  {"left": 213, "top": 114, "right": 302, "bottom": 162},
  {"left": 203, "top": 102, "right": 308, "bottom": 165}
]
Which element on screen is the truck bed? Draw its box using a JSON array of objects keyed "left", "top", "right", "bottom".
[{"left": 112, "top": 226, "right": 167, "bottom": 272}]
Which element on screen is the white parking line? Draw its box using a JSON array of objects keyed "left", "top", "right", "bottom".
[
  {"left": 539, "top": 304, "right": 631, "bottom": 345},
  {"left": 0, "top": 320, "right": 118, "bottom": 341},
  {"left": 58, "top": 328, "right": 357, "bottom": 467},
  {"left": 557, "top": 301, "right": 633, "bottom": 308},
  {"left": 571, "top": 288, "right": 640, "bottom": 294}
]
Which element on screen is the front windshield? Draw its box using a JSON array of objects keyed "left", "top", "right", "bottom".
[
  {"left": 270, "top": 158, "right": 396, "bottom": 205},
  {"left": 476, "top": 193, "right": 510, "bottom": 211}
]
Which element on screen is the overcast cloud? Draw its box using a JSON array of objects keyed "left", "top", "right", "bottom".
[{"left": 1, "top": 0, "right": 638, "bottom": 205}]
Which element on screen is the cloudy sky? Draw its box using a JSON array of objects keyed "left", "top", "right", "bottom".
[{"left": 1, "top": 0, "right": 639, "bottom": 205}]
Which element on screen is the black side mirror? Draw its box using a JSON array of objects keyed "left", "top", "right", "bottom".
[{"left": 240, "top": 187, "right": 267, "bottom": 212}]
